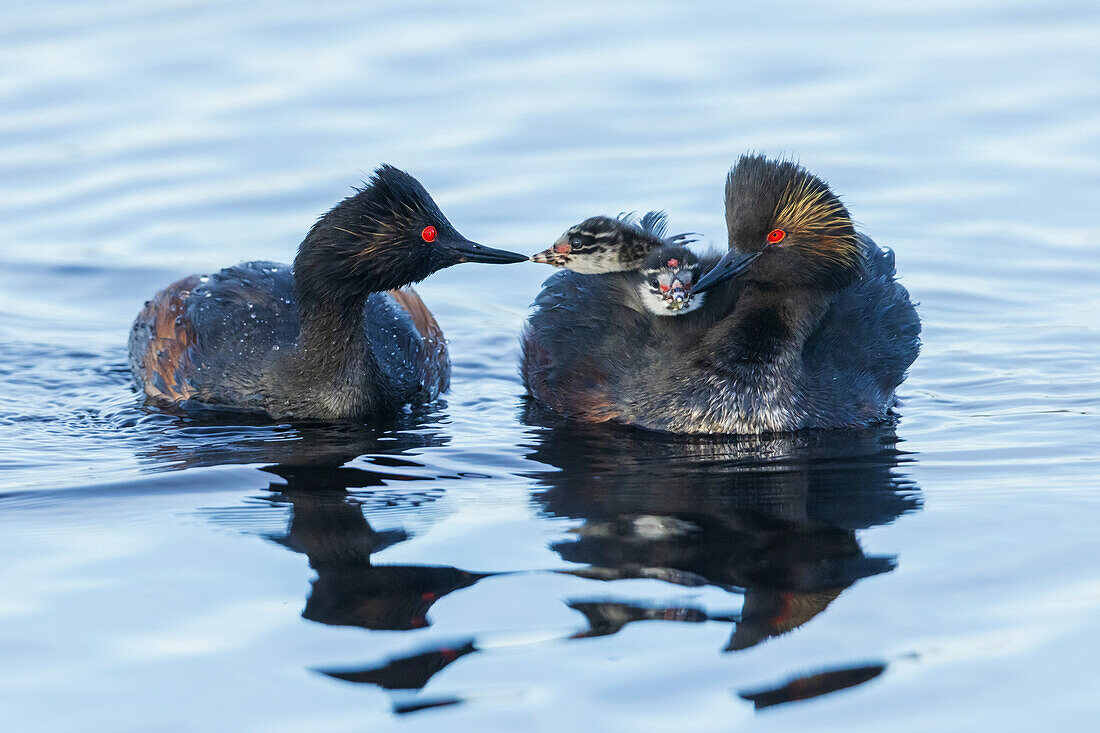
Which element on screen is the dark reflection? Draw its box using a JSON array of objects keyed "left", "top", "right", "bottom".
[
  {"left": 140, "top": 410, "right": 503, "bottom": 694},
  {"left": 568, "top": 600, "right": 736, "bottom": 639},
  {"left": 132, "top": 403, "right": 448, "bottom": 472},
  {"left": 163, "top": 402, "right": 918, "bottom": 712},
  {"left": 262, "top": 471, "right": 494, "bottom": 695},
  {"left": 261, "top": 470, "right": 490, "bottom": 631},
  {"left": 392, "top": 696, "right": 464, "bottom": 715},
  {"left": 260, "top": 463, "right": 496, "bottom": 689},
  {"left": 525, "top": 418, "right": 920, "bottom": 663},
  {"left": 324, "top": 640, "right": 478, "bottom": 689},
  {"left": 137, "top": 406, "right": 502, "bottom": 633},
  {"left": 738, "top": 662, "right": 889, "bottom": 709}
]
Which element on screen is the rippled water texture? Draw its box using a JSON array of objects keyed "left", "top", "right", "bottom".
[{"left": 2, "top": 1, "right": 1098, "bottom": 731}]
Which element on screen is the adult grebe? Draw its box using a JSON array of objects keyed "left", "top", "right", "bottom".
[
  {"left": 521, "top": 155, "right": 920, "bottom": 434},
  {"left": 129, "top": 165, "right": 527, "bottom": 421}
]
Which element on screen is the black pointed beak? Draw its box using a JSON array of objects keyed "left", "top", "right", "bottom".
[
  {"left": 692, "top": 250, "right": 762, "bottom": 294},
  {"left": 446, "top": 237, "right": 529, "bottom": 265}
]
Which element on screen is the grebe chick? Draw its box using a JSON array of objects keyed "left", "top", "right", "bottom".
[
  {"left": 530, "top": 211, "right": 693, "bottom": 274},
  {"left": 530, "top": 213, "right": 712, "bottom": 313},
  {"left": 636, "top": 245, "right": 709, "bottom": 316},
  {"left": 129, "top": 165, "right": 527, "bottom": 421},
  {"left": 521, "top": 155, "right": 920, "bottom": 434}
]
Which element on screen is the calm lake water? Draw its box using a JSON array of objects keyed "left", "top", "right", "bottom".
[{"left": 2, "top": 1, "right": 1098, "bottom": 730}]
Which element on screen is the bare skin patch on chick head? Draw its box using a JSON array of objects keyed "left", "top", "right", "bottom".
[{"left": 637, "top": 250, "right": 705, "bottom": 316}]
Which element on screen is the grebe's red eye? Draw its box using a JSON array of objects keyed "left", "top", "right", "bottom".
[
  {"left": 421, "top": 226, "right": 437, "bottom": 243},
  {"left": 553, "top": 242, "right": 571, "bottom": 254},
  {"left": 767, "top": 228, "right": 786, "bottom": 244}
]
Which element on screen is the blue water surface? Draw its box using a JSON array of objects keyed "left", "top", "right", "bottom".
[{"left": 1, "top": 1, "right": 1098, "bottom": 731}]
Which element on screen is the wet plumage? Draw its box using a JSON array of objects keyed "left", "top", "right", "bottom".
[
  {"left": 129, "top": 165, "right": 526, "bottom": 421},
  {"left": 521, "top": 155, "right": 921, "bottom": 434},
  {"left": 129, "top": 265, "right": 443, "bottom": 413}
]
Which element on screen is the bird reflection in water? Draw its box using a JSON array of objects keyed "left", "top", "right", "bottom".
[
  {"left": 150, "top": 417, "right": 497, "bottom": 692},
  {"left": 149, "top": 405, "right": 920, "bottom": 711},
  {"left": 739, "top": 662, "right": 890, "bottom": 709},
  {"left": 263, "top": 463, "right": 490, "bottom": 632},
  {"left": 526, "top": 414, "right": 920, "bottom": 703}
]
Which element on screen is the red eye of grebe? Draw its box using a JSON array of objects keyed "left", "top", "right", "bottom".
[
  {"left": 767, "top": 228, "right": 786, "bottom": 244},
  {"left": 553, "top": 242, "right": 571, "bottom": 254},
  {"left": 421, "top": 226, "right": 437, "bottom": 242}
]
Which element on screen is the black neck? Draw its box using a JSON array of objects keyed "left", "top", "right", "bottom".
[
  {"left": 297, "top": 288, "right": 373, "bottom": 365},
  {"left": 705, "top": 283, "right": 829, "bottom": 368},
  {"left": 269, "top": 246, "right": 395, "bottom": 418},
  {"left": 282, "top": 219, "right": 428, "bottom": 415}
]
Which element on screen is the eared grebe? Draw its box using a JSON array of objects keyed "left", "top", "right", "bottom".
[
  {"left": 129, "top": 165, "right": 527, "bottom": 421},
  {"left": 521, "top": 155, "right": 920, "bottom": 434}
]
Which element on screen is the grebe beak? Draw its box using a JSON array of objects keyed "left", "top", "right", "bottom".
[
  {"left": 530, "top": 248, "right": 566, "bottom": 267},
  {"left": 530, "top": 237, "right": 571, "bottom": 267},
  {"left": 662, "top": 278, "right": 695, "bottom": 310},
  {"left": 447, "top": 237, "right": 528, "bottom": 264},
  {"left": 691, "top": 250, "right": 762, "bottom": 294}
]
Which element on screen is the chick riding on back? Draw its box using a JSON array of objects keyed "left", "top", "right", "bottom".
[
  {"left": 522, "top": 154, "right": 921, "bottom": 434},
  {"left": 636, "top": 246, "right": 708, "bottom": 316},
  {"left": 528, "top": 212, "right": 714, "bottom": 315}
]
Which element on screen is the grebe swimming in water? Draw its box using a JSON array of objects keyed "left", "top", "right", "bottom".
[
  {"left": 521, "top": 155, "right": 920, "bottom": 434},
  {"left": 129, "top": 165, "right": 527, "bottom": 421}
]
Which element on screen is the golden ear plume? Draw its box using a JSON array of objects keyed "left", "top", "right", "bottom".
[{"left": 775, "top": 175, "right": 862, "bottom": 270}]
